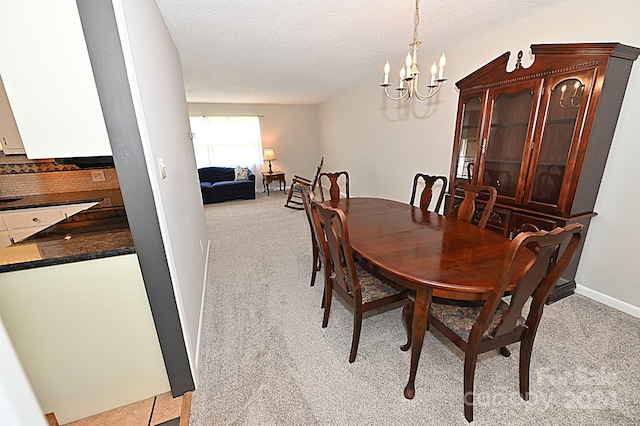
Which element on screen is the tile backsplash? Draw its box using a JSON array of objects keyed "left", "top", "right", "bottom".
[{"left": 0, "top": 153, "right": 120, "bottom": 197}]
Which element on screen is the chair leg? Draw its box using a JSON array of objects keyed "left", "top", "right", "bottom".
[
  {"left": 284, "top": 185, "right": 305, "bottom": 209},
  {"left": 284, "top": 185, "right": 294, "bottom": 206},
  {"left": 499, "top": 346, "right": 511, "bottom": 357},
  {"left": 519, "top": 335, "right": 535, "bottom": 400},
  {"left": 463, "top": 350, "right": 479, "bottom": 423},
  {"left": 401, "top": 300, "right": 414, "bottom": 351},
  {"left": 320, "top": 270, "right": 328, "bottom": 309},
  {"left": 349, "top": 307, "right": 363, "bottom": 363},
  {"left": 322, "top": 279, "right": 333, "bottom": 328},
  {"left": 310, "top": 247, "right": 319, "bottom": 287}
]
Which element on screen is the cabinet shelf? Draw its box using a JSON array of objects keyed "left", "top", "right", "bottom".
[
  {"left": 485, "top": 159, "right": 522, "bottom": 164},
  {"left": 490, "top": 122, "right": 529, "bottom": 128},
  {"left": 448, "top": 42, "right": 640, "bottom": 304},
  {"left": 546, "top": 118, "right": 578, "bottom": 125}
]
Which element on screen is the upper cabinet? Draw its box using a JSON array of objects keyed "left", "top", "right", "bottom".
[
  {"left": 449, "top": 43, "right": 639, "bottom": 302},
  {"left": 451, "top": 44, "right": 639, "bottom": 218},
  {"left": 0, "top": 0, "right": 111, "bottom": 159},
  {"left": 0, "top": 75, "right": 25, "bottom": 155}
]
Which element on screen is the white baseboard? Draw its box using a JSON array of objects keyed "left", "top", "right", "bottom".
[
  {"left": 194, "top": 238, "right": 211, "bottom": 386},
  {"left": 575, "top": 285, "right": 640, "bottom": 319}
]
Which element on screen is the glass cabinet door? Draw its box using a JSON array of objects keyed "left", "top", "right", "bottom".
[
  {"left": 525, "top": 71, "right": 593, "bottom": 210},
  {"left": 480, "top": 83, "right": 538, "bottom": 201},
  {"left": 453, "top": 94, "right": 484, "bottom": 183}
]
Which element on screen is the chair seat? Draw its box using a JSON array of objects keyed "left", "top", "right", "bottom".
[
  {"left": 430, "top": 298, "right": 525, "bottom": 342},
  {"left": 356, "top": 263, "right": 404, "bottom": 303}
]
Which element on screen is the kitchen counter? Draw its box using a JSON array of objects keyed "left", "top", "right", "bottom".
[
  {"left": 0, "top": 189, "right": 134, "bottom": 272},
  {"left": 0, "top": 188, "right": 124, "bottom": 211}
]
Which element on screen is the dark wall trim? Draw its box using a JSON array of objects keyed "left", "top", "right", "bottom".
[{"left": 76, "top": 0, "right": 194, "bottom": 395}]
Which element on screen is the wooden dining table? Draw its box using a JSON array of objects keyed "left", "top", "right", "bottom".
[{"left": 328, "top": 197, "right": 530, "bottom": 399}]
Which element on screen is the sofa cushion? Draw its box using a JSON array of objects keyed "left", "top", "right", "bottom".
[
  {"left": 198, "top": 167, "right": 235, "bottom": 183},
  {"left": 211, "top": 180, "right": 246, "bottom": 188},
  {"left": 200, "top": 182, "right": 215, "bottom": 189},
  {"left": 234, "top": 167, "right": 250, "bottom": 181}
]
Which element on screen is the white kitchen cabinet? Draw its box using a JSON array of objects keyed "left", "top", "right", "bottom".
[
  {"left": 0, "top": 0, "right": 111, "bottom": 158},
  {"left": 0, "top": 201, "right": 98, "bottom": 247},
  {"left": 0, "top": 75, "right": 25, "bottom": 155}
]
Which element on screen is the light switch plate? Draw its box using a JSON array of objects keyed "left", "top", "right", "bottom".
[{"left": 158, "top": 158, "right": 167, "bottom": 179}]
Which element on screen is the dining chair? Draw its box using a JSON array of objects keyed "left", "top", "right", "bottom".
[
  {"left": 300, "top": 186, "right": 325, "bottom": 288},
  {"left": 403, "top": 223, "right": 584, "bottom": 422},
  {"left": 447, "top": 181, "right": 497, "bottom": 229},
  {"left": 285, "top": 156, "right": 324, "bottom": 209},
  {"left": 319, "top": 171, "right": 349, "bottom": 203},
  {"left": 409, "top": 173, "right": 448, "bottom": 214},
  {"left": 311, "top": 198, "right": 406, "bottom": 363}
]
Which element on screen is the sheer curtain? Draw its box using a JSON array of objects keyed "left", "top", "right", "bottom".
[{"left": 189, "top": 116, "right": 263, "bottom": 169}]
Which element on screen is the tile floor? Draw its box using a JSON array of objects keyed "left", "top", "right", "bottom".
[{"left": 62, "top": 392, "right": 186, "bottom": 426}]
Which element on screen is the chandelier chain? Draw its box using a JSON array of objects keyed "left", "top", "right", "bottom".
[{"left": 413, "top": 0, "right": 420, "bottom": 44}]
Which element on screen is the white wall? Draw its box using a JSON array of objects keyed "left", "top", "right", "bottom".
[
  {"left": 188, "top": 103, "right": 321, "bottom": 185},
  {"left": 0, "top": 317, "right": 46, "bottom": 426},
  {"left": 319, "top": 0, "right": 640, "bottom": 312},
  {"left": 0, "top": 255, "right": 169, "bottom": 424},
  {"left": 0, "top": 0, "right": 111, "bottom": 159},
  {"left": 113, "top": 0, "right": 210, "bottom": 382}
]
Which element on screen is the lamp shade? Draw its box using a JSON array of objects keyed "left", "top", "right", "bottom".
[{"left": 263, "top": 149, "right": 276, "bottom": 161}]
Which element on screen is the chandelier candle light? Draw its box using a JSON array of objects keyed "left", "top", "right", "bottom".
[{"left": 381, "top": 0, "right": 446, "bottom": 101}]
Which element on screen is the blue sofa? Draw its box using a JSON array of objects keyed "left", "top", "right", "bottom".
[{"left": 198, "top": 167, "right": 256, "bottom": 204}]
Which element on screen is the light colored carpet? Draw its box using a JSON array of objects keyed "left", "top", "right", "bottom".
[{"left": 190, "top": 192, "right": 640, "bottom": 425}]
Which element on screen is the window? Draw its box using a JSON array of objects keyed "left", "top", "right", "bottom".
[{"left": 189, "top": 116, "right": 263, "bottom": 169}]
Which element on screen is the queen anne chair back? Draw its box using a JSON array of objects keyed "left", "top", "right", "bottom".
[
  {"left": 447, "top": 181, "right": 497, "bottom": 228},
  {"left": 409, "top": 173, "right": 448, "bottom": 214},
  {"left": 301, "top": 188, "right": 330, "bottom": 295},
  {"left": 426, "top": 223, "right": 585, "bottom": 422},
  {"left": 319, "top": 171, "right": 350, "bottom": 203},
  {"left": 311, "top": 198, "right": 405, "bottom": 363}
]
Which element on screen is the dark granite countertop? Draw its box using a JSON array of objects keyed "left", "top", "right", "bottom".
[
  {"left": 0, "top": 189, "right": 134, "bottom": 272},
  {"left": 0, "top": 229, "right": 135, "bottom": 272}
]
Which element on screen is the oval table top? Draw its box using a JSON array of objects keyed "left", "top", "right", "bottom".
[{"left": 329, "top": 197, "right": 528, "bottom": 300}]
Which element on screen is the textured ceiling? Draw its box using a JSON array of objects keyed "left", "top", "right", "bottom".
[{"left": 155, "top": 0, "right": 568, "bottom": 104}]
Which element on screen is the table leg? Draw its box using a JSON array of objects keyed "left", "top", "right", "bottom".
[
  {"left": 404, "top": 286, "right": 432, "bottom": 399},
  {"left": 263, "top": 177, "right": 270, "bottom": 196}
]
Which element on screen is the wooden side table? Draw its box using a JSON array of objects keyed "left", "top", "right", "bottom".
[{"left": 262, "top": 171, "right": 286, "bottom": 196}]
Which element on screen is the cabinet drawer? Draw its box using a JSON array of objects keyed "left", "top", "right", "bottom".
[
  {"left": 3, "top": 209, "right": 63, "bottom": 229},
  {"left": 509, "top": 213, "right": 558, "bottom": 239}
]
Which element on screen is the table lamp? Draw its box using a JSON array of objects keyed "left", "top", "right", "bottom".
[{"left": 263, "top": 149, "right": 276, "bottom": 174}]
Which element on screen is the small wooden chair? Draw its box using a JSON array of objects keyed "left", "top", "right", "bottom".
[
  {"left": 300, "top": 186, "right": 327, "bottom": 290},
  {"left": 319, "top": 171, "right": 350, "bottom": 202},
  {"left": 447, "top": 181, "right": 497, "bottom": 229},
  {"left": 404, "top": 223, "right": 584, "bottom": 422},
  {"left": 284, "top": 156, "right": 324, "bottom": 209},
  {"left": 311, "top": 199, "right": 406, "bottom": 363},
  {"left": 409, "top": 173, "right": 448, "bottom": 214}
]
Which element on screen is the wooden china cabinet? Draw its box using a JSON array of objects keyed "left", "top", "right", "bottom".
[{"left": 448, "top": 43, "right": 639, "bottom": 303}]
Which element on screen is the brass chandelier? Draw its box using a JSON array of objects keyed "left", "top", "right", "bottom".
[{"left": 381, "top": 0, "right": 447, "bottom": 101}]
